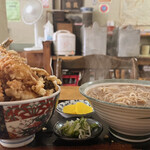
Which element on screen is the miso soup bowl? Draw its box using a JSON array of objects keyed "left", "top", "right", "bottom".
[
  {"left": 0, "top": 86, "right": 60, "bottom": 148},
  {"left": 79, "top": 79, "right": 150, "bottom": 142}
]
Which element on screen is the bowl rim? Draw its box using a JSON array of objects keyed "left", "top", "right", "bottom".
[
  {"left": 79, "top": 79, "right": 150, "bottom": 110},
  {"left": 0, "top": 86, "right": 61, "bottom": 106}
]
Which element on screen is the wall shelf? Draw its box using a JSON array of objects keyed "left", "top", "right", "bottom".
[{"left": 108, "top": 31, "right": 150, "bottom": 37}]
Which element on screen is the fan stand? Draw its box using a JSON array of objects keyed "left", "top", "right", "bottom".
[{"left": 24, "top": 23, "right": 42, "bottom": 51}]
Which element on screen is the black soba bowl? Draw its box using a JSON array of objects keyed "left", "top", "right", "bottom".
[{"left": 79, "top": 79, "right": 150, "bottom": 142}]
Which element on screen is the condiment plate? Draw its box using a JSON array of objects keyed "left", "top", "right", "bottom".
[
  {"left": 56, "top": 100, "right": 94, "bottom": 118},
  {"left": 53, "top": 118, "right": 103, "bottom": 141}
]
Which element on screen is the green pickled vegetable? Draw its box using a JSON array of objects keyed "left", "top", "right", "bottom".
[{"left": 59, "top": 117, "right": 98, "bottom": 139}]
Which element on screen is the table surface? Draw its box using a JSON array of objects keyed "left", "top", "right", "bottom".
[{"left": 0, "top": 86, "right": 150, "bottom": 150}]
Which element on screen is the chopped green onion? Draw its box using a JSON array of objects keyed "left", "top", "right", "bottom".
[{"left": 59, "top": 117, "right": 98, "bottom": 139}]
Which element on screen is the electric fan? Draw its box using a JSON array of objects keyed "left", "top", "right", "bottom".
[{"left": 22, "top": 0, "right": 43, "bottom": 51}]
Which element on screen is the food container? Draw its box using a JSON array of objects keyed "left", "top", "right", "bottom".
[
  {"left": 81, "top": 7, "right": 93, "bottom": 27},
  {"left": 53, "top": 30, "right": 76, "bottom": 56},
  {"left": 110, "top": 26, "right": 140, "bottom": 57},
  {"left": 81, "top": 22, "right": 107, "bottom": 56},
  {"left": 141, "top": 45, "right": 150, "bottom": 55}
]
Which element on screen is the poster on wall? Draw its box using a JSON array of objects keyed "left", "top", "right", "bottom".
[
  {"left": 120, "top": 0, "right": 150, "bottom": 25},
  {"left": 99, "top": 0, "right": 111, "bottom": 3},
  {"left": 6, "top": 0, "right": 20, "bottom": 21},
  {"left": 99, "top": 4, "right": 109, "bottom": 13}
]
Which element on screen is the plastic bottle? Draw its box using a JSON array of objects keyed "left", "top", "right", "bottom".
[
  {"left": 44, "top": 21, "right": 54, "bottom": 41},
  {"left": 107, "top": 20, "right": 115, "bottom": 32}
]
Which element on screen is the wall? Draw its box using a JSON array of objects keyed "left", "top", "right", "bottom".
[
  {"left": 7, "top": 0, "right": 121, "bottom": 49},
  {"left": 84, "top": 0, "right": 121, "bottom": 26},
  {"left": 8, "top": 0, "right": 53, "bottom": 50},
  {"left": 6, "top": 0, "right": 150, "bottom": 51},
  {"left": 0, "top": 0, "right": 9, "bottom": 43}
]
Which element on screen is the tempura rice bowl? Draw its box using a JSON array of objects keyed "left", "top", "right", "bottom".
[
  {"left": 79, "top": 79, "right": 150, "bottom": 142},
  {"left": 0, "top": 86, "right": 60, "bottom": 148}
]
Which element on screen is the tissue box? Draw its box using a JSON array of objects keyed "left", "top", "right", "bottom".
[
  {"left": 81, "top": 22, "right": 107, "bottom": 56},
  {"left": 111, "top": 26, "right": 140, "bottom": 57}
]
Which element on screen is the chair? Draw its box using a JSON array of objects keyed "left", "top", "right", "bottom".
[
  {"left": 42, "top": 41, "right": 53, "bottom": 74},
  {"left": 19, "top": 41, "right": 53, "bottom": 75},
  {"left": 57, "top": 54, "right": 139, "bottom": 86}
]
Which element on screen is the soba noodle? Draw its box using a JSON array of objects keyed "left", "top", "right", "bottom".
[{"left": 86, "top": 84, "right": 150, "bottom": 107}]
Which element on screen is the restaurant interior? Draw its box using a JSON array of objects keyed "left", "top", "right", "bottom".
[{"left": 0, "top": 0, "right": 150, "bottom": 149}]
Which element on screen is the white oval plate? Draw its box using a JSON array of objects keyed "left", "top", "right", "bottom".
[{"left": 56, "top": 100, "right": 94, "bottom": 118}]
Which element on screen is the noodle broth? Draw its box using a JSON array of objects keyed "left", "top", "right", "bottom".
[{"left": 86, "top": 83, "right": 150, "bottom": 107}]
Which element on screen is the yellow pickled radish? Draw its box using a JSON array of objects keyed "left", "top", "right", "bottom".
[
  {"left": 63, "top": 102, "right": 93, "bottom": 114},
  {"left": 75, "top": 102, "right": 93, "bottom": 114},
  {"left": 63, "top": 104, "right": 76, "bottom": 114}
]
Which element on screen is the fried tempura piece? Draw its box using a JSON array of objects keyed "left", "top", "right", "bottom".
[
  {"left": 31, "top": 67, "right": 62, "bottom": 93},
  {"left": 0, "top": 49, "right": 38, "bottom": 85},
  {"left": 31, "top": 67, "right": 49, "bottom": 77},
  {"left": 7, "top": 50, "right": 27, "bottom": 63},
  {"left": 31, "top": 77, "right": 46, "bottom": 96},
  {"left": 0, "top": 38, "right": 13, "bottom": 49},
  {"left": 45, "top": 75, "right": 62, "bottom": 91},
  {"left": 5, "top": 80, "right": 38, "bottom": 100},
  {"left": 0, "top": 45, "right": 61, "bottom": 101},
  {"left": 0, "top": 81, "right": 4, "bottom": 101}
]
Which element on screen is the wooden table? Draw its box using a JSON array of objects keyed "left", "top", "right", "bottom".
[
  {"left": 0, "top": 86, "right": 149, "bottom": 150},
  {"left": 59, "top": 86, "right": 86, "bottom": 100}
]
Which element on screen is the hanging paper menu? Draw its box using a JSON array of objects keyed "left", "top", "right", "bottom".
[{"left": 6, "top": 0, "right": 20, "bottom": 21}]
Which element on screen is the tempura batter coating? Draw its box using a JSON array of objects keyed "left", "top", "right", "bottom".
[
  {"left": 0, "top": 47, "right": 62, "bottom": 101},
  {"left": 0, "top": 81, "right": 4, "bottom": 101}
]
